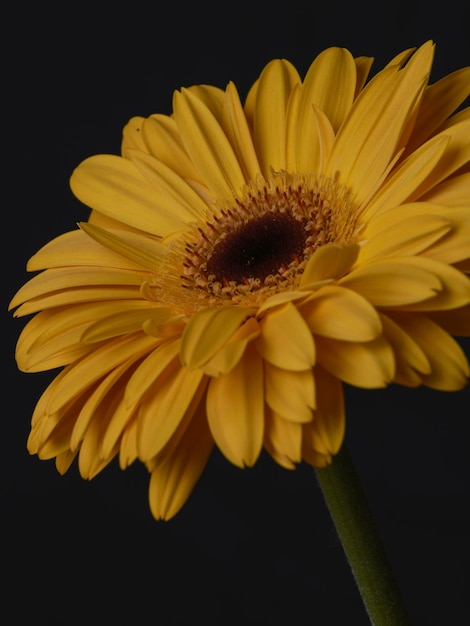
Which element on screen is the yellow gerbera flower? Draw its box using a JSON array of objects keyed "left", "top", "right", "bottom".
[{"left": 10, "top": 41, "right": 470, "bottom": 520}]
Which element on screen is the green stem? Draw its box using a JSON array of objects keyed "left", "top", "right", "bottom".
[{"left": 314, "top": 443, "right": 411, "bottom": 626}]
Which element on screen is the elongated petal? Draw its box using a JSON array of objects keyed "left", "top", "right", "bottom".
[
  {"left": 25, "top": 229, "right": 148, "bottom": 272},
  {"left": 202, "top": 317, "right": 261, "bottom": 376},
  {"left": 299, "top": 243, "right": 360, "bottom": 287},
  {"left": 406, "top": 67, "right": 470, "bottom": 153},
  {"left": 256, "top": 302, "right": 315, "bottom": 370},
  {"left": 181, "top": 306, "right": 254, "bottom": 369},
  {"left": 316, "top": 335, "right": 395, "bottom": 388},
  {"left": 303, "top": 365, "right": 345, "bottom": 458},
  {"left": 362, "top": 134, "right": 448, "bottom": 219},
  {"left": 206, "top": 345, "right": 264, "bottom": 467},
  {"left": 300, "top": 285, "right": 382, "bottom": 341},
  {"left": 137, "top": 364, "right": 206, "bottom": 461},
  {"left": 264, "top": 408, "right": 302, "bottom": 469},
  {"left": 325, "top": 42, "right": 434, "bottom": 204},
  {"left": 300, "top": 47, "right": 357, "bottom": 133},
  {"left": 173, "top": 88, "right": 246, "bottom": 199},
  {"left": 124, "top": 339, "right": 181, "bottom": 407},
  {"left": 148, "top": 400, "right": 214, "bottom": 521},
  {"left": 70, "top": 155, "right": 194, "bottom": 234},
  {"left": 252, "top": 59, "right": 301, "bottom": 175},
  {"left": 391, "top": 312, "right": 469, "bottom": 390},
  {"left": 126, "top": 149, "right": 209, "bottom": 218},
  {"left": 265, "top": 363, "right": 315, "bottom": 423},
  {"left": 222, "top": 81, "right": 262, "bottom": 181},
  {"left": 339, "top": 258, "right": 442, "bottom": 306},
  {"left": 138, "top": 114, "right": 200, "bottom": 180},
  {"left": 45, "top": 334, "right": 157, "bottom": 414},
  {"left": 359, "top": 214, "right": 451, "bottom": 263}
]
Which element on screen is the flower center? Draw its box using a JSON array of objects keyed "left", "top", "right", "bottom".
[
  {"left": 148, "top": 172, "right": 359, "bottom": 312},
  {"left": 205, "top": 211, "right": 307, "bottom": 284}
]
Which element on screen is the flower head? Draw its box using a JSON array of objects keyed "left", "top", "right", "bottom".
[{"left": 11, "top": 41, "right": 470, "bottom": 520}]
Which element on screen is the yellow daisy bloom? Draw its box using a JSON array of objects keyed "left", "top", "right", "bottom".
[{"left": 10, "top": 41, "right": 470, "bottom": 520}]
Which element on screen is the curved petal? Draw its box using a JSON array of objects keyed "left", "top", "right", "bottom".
[
  {"left": 24, "top": 229, "right": 150, "bottom": 272},
  {"left": 264, "top": 408, "right": 302, "bottom": 469},
  {"left": 173, "top": 88, "right": 246, "bottom": 200},
  {"left": 358, "top": 214, "right": 451, "bottom": 263},
  {"left": 70, "top": 155, "right": 193, "bottom": 234},
  {"left": 138, "top": 114, "right": 200, "bottom": 180},
  {"left": 137, "top": 362, "right": 206, "bottom": 461},
  {"left": 256, "top": 301, "right": 315, "bottom": 370},
  {"left": 379, "top": 313, "right": 431, "bottom": 387},
  {"left": 202, "top": 316, "right": 261, "bottom": 376},
  {"left": 126, "top": 149, "right": 210, "bottom": 218},
  {"left": 391, "top": 312, "right": 469, "bottom": 390},
  {"left": 302, "top": 365, "right": 345, "bottom": 457},
  {"left": 265, "top": 362, "right": 315, "bottom": 423},
  {"left": 252, "top": 59, "right": 301, "bottom": 175},
  {"left": 181, "top": 306, "right": 255, "bottom": 369},
  {"left": 316, "top": 334, "right": 395, "bottom": 388},
  {"left": 325, "top": 42, "right": 434, "bottom": 205},
  {"left": 300, "top": 47, "right": 357, "bottom": 133},
  {"left": 148, "top": 399, "right": 214, "bottom": 520},
  {"left": 339, "top": 257, "right": 443, "bottom": 306},
  {"left": 206, "top": 344, "right": 264, "bottom": 467},
  {"left": 300, "top": 243, "right": 360, "bottom": 288},
  {"left": 300, "top": 285, "right": 382, "bottom": 341},
  {"left": 406, "top": 67, "right": 470, "bottom": 153},
  {"left": 222, "top": 81, "right": 262, "bottom": 182}
]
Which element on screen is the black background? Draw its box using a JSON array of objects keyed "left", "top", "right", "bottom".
[{"left": 4, "top": 1, "right": 470, "bottom": 624}]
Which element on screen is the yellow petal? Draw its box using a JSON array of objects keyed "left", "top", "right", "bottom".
[
  {"left": 256, "top": 302, "right": 315, "bottom": 370},
  {"left": 124, "top": 339, "right": 181, "bottom": 407},
  {"left": 264, "top": 408, "right": 302, "bottom": 469},
  {"left": 121, "top": 116, "right": 147, "bottom": 152},
  {"left": 265, "top": 362, "right": 315, "bottom": 423},
  {"left": 325, "top": 42, "right": 434, "bottom": 205},
  {"left": 25, "top": 229, "right": 148, "bottom": 272},
  {"left": 181, "top": 306, "right": 254, "bottom": 369},
  {"left": 380, "top": 313, "right": 431, "bottom": 387},
  {"left": 82, "top": 307, "right": 173, "bottom": 343},
  {"left": 415, "top": 119, "right": 470, "bottom": 196},
  {"left": 70, "top": 359, "right": 134, "bottom": 452},
  {"left": 138, "top": 114, "right": 200, "bottom": 180},
  {"left": 206, "top": 344, "right": 264, "bottom": 467},
  {"left": 359, "top": 214, "right": 451, "bottom": 263},
  {"left": 10, "top": 265, "right": 147, "bottom": 313},
  {"left": 391, "top": 312, "right": 469, "bottom": 390},
  {"left": 125, "top": 149, "right": 209, "bottom": 218},
  {"left": 222, "top": 81, "right": 262, "bottom": 181},
  {"left": 202, "top": 317, "right": 261, "bottom": 376},
  {"left": 299, "top": 243, "right": 360, "bottom": 288},
  {"left": 391, "top": 258, "right": 470, "bottom": 311},
  {"left": 137, "top": 364, "right": 206, "bottom": 461},
  {"left": 339, "top": 257, "right": 442, "bottom": 306},
  {"left": 362, "top": 134, "right": 448, "bottom": 220},
  {"left": 70, "top": 154, "right": 193, "bottom": 234},
  {"left": 78, "top": 222, "right": 166, "bottom": 272},
  {"left": 421, "top": 172, "right": 470, "bottom": 207},
  {"left": 148, "top": 400, "right": 213, "bottom": 521},
  {"left": 303, "top": 365, "right": 345, "bottom": 456},
  {"left": 300, "top": 285, "right": 382, "bottom": 341},
  {"left": 316, "top": 335, "right": 395, "bottom": 388},
  {"left": 173, "top": 88, "right": 245, "bottom": 199},
  {"left": 406, "top": 67, "right": 470, "bottom": 153},
  {"left": 300, "top": 47, "right": 357, "bottom": 133},
  {"left": 252, "top": 59, "right": 301, "bottom": 175},
  {"left": 46, "top": 334, "right": 157, "bottom": 414},
  {"left": 12, "top": 285, "right": 142, "bottom": 317}
]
